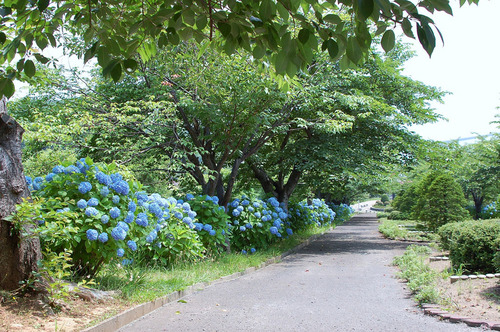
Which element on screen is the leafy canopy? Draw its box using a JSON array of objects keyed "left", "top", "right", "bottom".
[{"left": 0, "top": 0, "right": 480, "bottom": 97}]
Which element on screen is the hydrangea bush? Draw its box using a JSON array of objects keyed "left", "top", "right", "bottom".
[
  {"left": 187, "top": 194, "right": 231, "bottom": 254},
  {"left": 227, "top": 197, "right": 293, "bottom": 253},
  {"left": 328, "top": 203, "right": 355, "bottom": 222},
  {"left": 26, "top": 158, "right": 202, "bottom": 276},
  {"left": 288, "top": 199, "right": 337, "bottom": 232}
]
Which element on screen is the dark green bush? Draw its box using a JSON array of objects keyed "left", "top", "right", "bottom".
[
  {"left": 438, "top": 220, "right": 500, "bottom": 273},
  {"left": 387, "top": 210, "right": 412, "bottom": 220}
]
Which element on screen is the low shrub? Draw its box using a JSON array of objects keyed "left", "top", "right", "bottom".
[
  {"left": 20, "top": 159, "right": 205, "bottom": 277},
  {"left": 438, "top": 220, "right": 500, "bottom": 273},
  {"left": 387, "top": 210, "right": 412, "bottom": 220}
]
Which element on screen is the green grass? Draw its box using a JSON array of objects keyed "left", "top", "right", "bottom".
[
  {"left": 94, "top": 224, "right": 334, "bottom": 304},
  {"left": 378, "top": 218, "right": 439, "bottom": 242},
  {"left": 393, "top": 245, "right": 443, "bottom": 304}
]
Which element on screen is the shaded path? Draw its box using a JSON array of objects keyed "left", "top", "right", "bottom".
[{"left": 119, "top": 214, "right": 474, "bottom": 331}]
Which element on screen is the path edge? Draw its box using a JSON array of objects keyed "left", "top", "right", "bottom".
[{"left": 81, "top": 226, "right": 334, "bottom": 332}]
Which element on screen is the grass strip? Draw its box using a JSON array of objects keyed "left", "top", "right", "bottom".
[{"left": 393, "top": 244, "right": 443, "bottom": 304}]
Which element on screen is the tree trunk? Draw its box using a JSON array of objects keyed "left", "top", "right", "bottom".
[
  {"left": 471, "top": 190, "right": 484, "bottom": 220},
  {"left": 0, "top": 98, "right": 42, "bottom": 290}
]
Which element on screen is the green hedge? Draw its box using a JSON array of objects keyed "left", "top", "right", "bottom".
[{"left": 438, "top": 220, "right": 500, "bottom": 273}]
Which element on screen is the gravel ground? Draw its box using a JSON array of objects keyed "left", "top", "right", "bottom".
[{"left": 119, "top": 213, "right": 476, "bottom": 332}]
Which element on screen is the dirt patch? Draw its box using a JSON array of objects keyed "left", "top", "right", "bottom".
[
  {"left": 0, "top": 291, "right": 128, "bottom": 331},
  {"left": 428, "top": 255, "right": 500, "bottom": 322}
]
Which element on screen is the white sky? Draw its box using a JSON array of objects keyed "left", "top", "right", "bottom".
[{"left": 402, "top": 0, "right": 500, "bottom": 141}]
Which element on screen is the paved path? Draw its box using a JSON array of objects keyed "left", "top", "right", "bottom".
[{"left": 119, "top": 213, "right": 475, "bottom": 331}]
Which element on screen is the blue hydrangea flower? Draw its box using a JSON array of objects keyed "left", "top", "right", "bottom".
[
  {"left": 64, "top": 165, "right": 80, "bottom": 174},
  {"left": 77, "top": 199, "right": 87, "bottom": 209},
  {"left": 245, "top": 223, "right": 253, "bottom": 229},
  {"left": 52, "top": 165, "right": 65, "bottom": 174},
  {"left": 87, "top": 197, "right": 99, "bottom": 207},
  {"left": 269, "top": 226, "right": 279, "bottom": 235},
  {"left": 268, "top": 197, "right": 280, "bottom": 207},
  {"left": 256, "top": 222, "right": 263, "bottom": 228},
  {"left": 136, "top": 212, "right": 148, "bottom": 227},
  {"left": 128, "top": 200, "right": 137, "bottom": 212},
  {"left": 78, "top": 182, "right": 92, "bottom": 194},
  {"left": 188, "top": 211, "right": 197, "bottom": 219},
  {"left": 182, "top": 217, "right": 193, "bottom": 225},
  {"left": 273, "top": 219, "right": 282, "bottom": 228},
  {"left": 25, "top": 176, "right": 33, "bottom": 186},
  {"left": 45, "top": 173, "right": 56, "bottom": 182},
  {"left": 233, "top": 220, "right": 239, "bottom": 225},
  {"left": 248, "top": 206, "right": 254, "bottom": 212},
  {"left": 250, "top": 248, "right": 256, "bottom": 254},
  {"left": 211, "top": 196, "right": 219, "bottom": 204},
  {"left": 174, "top": 211, "right": 183, "bottom": 220},
  {"left": 232, "top": 209, "right": 240, "bottom": 217},
  {"left": 279, "top": 212, "right": 287, "bottom": 219},
  {"left": 182, "top": 202, "right": 191, "bottom": 211},
  {"left": 112, "top": 195, "right": 120, "bottom": 204},
  {"left": 254, "top": 212, "right": 261, "bottom": 218},
  {"left": 252, "top": 201, "right": 261, "bottom": 208},
  {"left": 113, "top": 180, "right": 129, "bottom": 195},
  {"left": 230, "top": 200, "right": 239, "bottom": 208},
  {"left": 100, "top": 186, "right": 110, "bottom": 197},
  {"left": 194, "top": 223, "right": 203, "bottom": 231},
  {"left": 85, "top": 207, "right": 99, "bottom": 217},
  {"left": 286, "top": 228, "right": 293, "bottom": 235},
  {"left": 110, "top": 173, "right": 123, "bottom": 183},
  {"left": 241, "top": 250, "right": 247, "bottom": 254},
  {"left": 237, "top": 206, "right": 244, "bottom": 212},
  {"left": 117, "top": 221, "right": 129, "bottom": 232},
  {"left": 203, "top": 224, "right": 213, "bottom": 231},
  {"left": 98, "top": 233, "right": 108, "bottom": 243},
  {"left": 124, "top": 212, "right": 135, "bottom": 223},
  {"left": 241, "top": 199, "right": 250, "bottom": 206},
  {"left": 110, "top": 207, "right": 121, "bottom": 219},
  {"left": 209, "top": 230, "right": 216, "bottom": 236},
  {"left": 96, "top": 171, "right": 112, "bottom": 186},
  {"left": 149, "top": 203, "right": 163, "bottom": 218},
  {"left": 127, "top": 240, "right": 137, "bottom": 251},
  {"left": 111, "top": 227, "right": 126, "bottom": 241},
  {"left": 117, "top": 248, "right": 125, "bottom": 257},
  {"left": 186, "top": 193, "right": 194, "bottom": 200},
  {"left": 86, "top": 229, "right": 98, "bottom": 241},
  {"left": 101, "top": 215, "right": 110, "bottom": 224},
  {"left": 239, "top": 226, "right": 246, "bottom": 232}
]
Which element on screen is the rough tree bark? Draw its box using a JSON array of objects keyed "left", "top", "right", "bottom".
[{"left": 0, "top": 97, "right": 42, "bottom": 290}]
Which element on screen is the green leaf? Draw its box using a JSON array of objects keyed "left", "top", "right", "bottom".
[
  {"left": 253, "top": 44, "right": 265, "bottom": 59},
  {"left": 0, "top": 32, "right": 5, "bottom": 44},
  {"left": 218, "top": 22, "right": 231, "bottom": 37},
  {"left": 357, "top": 0, "right": 374, "bottom": 21},
  {"left": 402, "top": 18, "right": 414, "bottom": 38},
  {"left": 34, "top": 53, "right": 50, "bottom": 64},
  {"left": 16, "top": 58, "right": 25, "bottom": 72},
  {"left": 381, "top": 30, "right": 395, "bottom": 53},
  {"left": 36, "top": 36, "right": 48, "bottom": 50},
  {"left": 123, "top": 59, "right": 137, "bottom": 73},
  {"left": 274, "top": 50, "right": 287, "bottom": 74},
  {"left": 298, "top": 28, "right": 310, "bottom": 44},
  {"left": 323, "top": 13, "right": 341, "bottom": 24},
  {"left": 322, "top": 39, "right": 339, "bottom": 58},
  {"left": 346, "top": 37, "right": 362, "bottom": 63},
  {"left": 0, "top": 78, "right": 15, "bottom": 98},
  {"left": 24, "top": 59, "right": 36, "bottom": 77},
  {"left": 196, "top": 15, "right": 207, "bottom": 30},
  {"left": 110, "top": 63, "right": 122, "bottom": 82},
  {"left": 417, "top": 23, "right": 435, "bottom": 56},
  {"left": 37, "top": 0, "right": 49, "bottom": 12}
]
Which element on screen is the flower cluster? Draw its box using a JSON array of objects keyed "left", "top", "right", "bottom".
[{"left": 227, "top": 196, "right": 294, "bottom": 252}]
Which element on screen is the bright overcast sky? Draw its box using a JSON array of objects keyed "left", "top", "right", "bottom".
[{"left": 402, "top": 0, "right": 500, "bottom": 141}]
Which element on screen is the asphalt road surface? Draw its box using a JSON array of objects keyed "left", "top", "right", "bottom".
[{"left": 119, "top": 213, "right": 475, "bottom": 332}]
